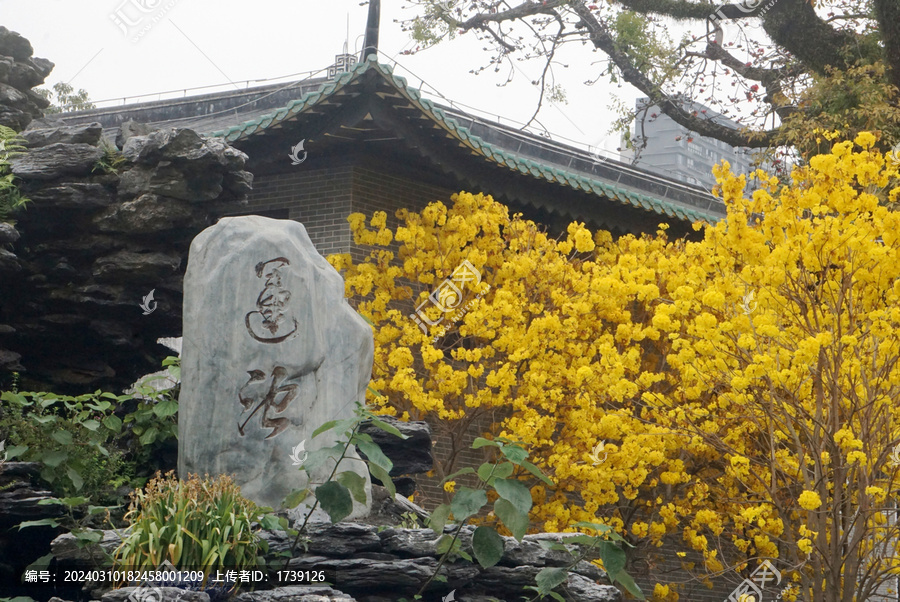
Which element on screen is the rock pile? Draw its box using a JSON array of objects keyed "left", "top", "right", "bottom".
[
  {"left": 0, "top": 124, "right": 251, "bottom": 389},
  {"left": 0, "top": 26, "right": 52, "bottom": 131},
  {"left": 51, "top": 519, "right": 622, "bottom": 602}
]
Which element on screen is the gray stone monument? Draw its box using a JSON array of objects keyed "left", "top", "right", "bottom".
[{"left": 178, "top": 216, "right": 373, "bottom": 519}]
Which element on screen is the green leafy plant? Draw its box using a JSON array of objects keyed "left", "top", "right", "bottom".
[
  {"left": 0, "top": 125, "right": 29, "bottom": 223},
  {"left": 93, "top": 140, "right": 128, "bottom": 175},
  {"left": 113, "top": 471, "right": 280, "bottom": 585},
  {"left": 0, "top": 389, "right": 132, "bottom": 501},
  {"left": 0, "top": 356, "right": 182, "bottom": 503},
  {"left": 298, "top": 405, "right": 644, "bottom": 601},
  {"left": 524, "top": 522, "right": 644, "bottom": 601},
  {"left": 284, "top": 402, "right": 408, "bottom": 553},
  {"left": 414, "top": 437, "right": 644, "bottom": 600}
]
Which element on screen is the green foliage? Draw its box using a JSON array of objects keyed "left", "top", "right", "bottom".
[
  {"left": 35, "top": 83, "right": 96, "bottom": 114},
  {"left": 113, "top": 472, "right": 270, "bottom": 583},
  {"left": 0, "top": 356, "right": 181, "bottom": 504},
  {"left": 0, "top": 125, "right": 29, "bottom": 224},
  {"left": 0, "top": 390, "right": 132, "bottom": 501},
  {"left": 284, "top": 403, "right": 408, "bottom": 531},
  {"left": 93, "top": 140, "right": 128, "bottom": 175},
  {"left": 297, "top": 409, "right": 644, "bottom": 600},
  {"left": 778, "top": 61, "right": 900, "bottom": 158}
]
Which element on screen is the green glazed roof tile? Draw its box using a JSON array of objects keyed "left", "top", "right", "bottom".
[{"left": 209, "top": 56, "right": 721, "bottom": 223}]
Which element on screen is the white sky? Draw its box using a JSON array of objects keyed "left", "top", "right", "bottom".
[{"left": 0, "top": 0, "right": 644, "bottom": 157}]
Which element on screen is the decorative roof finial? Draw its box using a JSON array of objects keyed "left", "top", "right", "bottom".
[{"left": 361, "top": 0, "right": 380, "bottom": 61}]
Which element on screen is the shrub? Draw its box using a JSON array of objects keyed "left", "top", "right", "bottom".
[
  {"left": 113, "top": 472, "right": 271, "bottom": 583},
  {"left": 0, "top": 125, "right": 29, "bottom": 223}
]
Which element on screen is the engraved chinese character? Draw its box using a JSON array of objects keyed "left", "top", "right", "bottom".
[
  {"left": 245, "top": 257, "right": 299, "bottom": 343},
  {"left": 238, "top": 366, "right": 299, "bottom": 439}
]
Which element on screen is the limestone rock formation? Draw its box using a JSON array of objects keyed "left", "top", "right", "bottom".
[
  {"left": 52, "top": 522, "right": 624, "bottom": 601},
  {"left": 0, "top": 124, "right": 250, "bottom": 390},
  {"left": 0, "top": 26, "right": 51, "bottom": 131}
]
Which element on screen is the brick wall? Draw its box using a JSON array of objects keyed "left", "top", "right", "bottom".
[{"left": 244, "top": 166, "right": 354, "bottom": 257}]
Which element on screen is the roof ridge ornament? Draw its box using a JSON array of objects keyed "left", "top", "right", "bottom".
[{"left": 361, "top": 0, "right": 380, "bottom": 61}]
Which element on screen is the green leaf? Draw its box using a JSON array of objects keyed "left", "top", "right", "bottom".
[
  {"left": 472, "top": 526, "right": 504, "bottom": 568},
  {"left": 1, "top": 391, "right": 28, "bottom": 405},
  {"left": 315, "top": 481, "right": 354, "bottom": 523},
  {"left": 499, "top": 444, "right": 528, "bottom": 464},
  {"left": 613, "top": 569, "right": 645, "bottom": 599},
  {"left": 17, "top": 518, "right": 60, "bottom": 530},
  {"left": 450, "top": 487, "right": 487, "bottom": 521},
  {"left": 357, "top": 439, "right": 393, "bottom": 473},
  {"left": 370, "top": 418, "right": 408, "bottom": 439},
  {"left": 283, "top": 489, "right": 311, "bottom": 509},
  {"left": 435, "top": 534, "right": 455, "bottom": 555},
  {"left": 258, "top": 513, "right": 284, "bottom": 531},
  {"left": 73, "top": 529, "right": 103, "bottom": 544},
  {"left": 519, "top": 459, "right": 553, "bottom": 485},
  {"left": 102, "top": 414, "right": 122, "bottom": 433},
  {"left": 39, "top": 396, "right": 59, "bottom": 409},
  {"left": 88, "top": 505, "right": 118, "bottom": 516},
  {"left": 472, "top": 437, "right": 499, "bottom": 449},
  {"left": 42, "top": 450, "right": 68, "bottom": 468},
  {"left": 138, "top": 427, "right": 158, "bottom": 446},
  {"left": 59, "top": 497, "right": 88, "bottom": 507},
  {"left": 313, "top": 418, "right": 357, "bottom": 439},
  {"left": 6, "top": 445, "right": 28, "bottom": 459},
  {"left": 31, "top": 415, "right": 56, "bottom": 425},
  {"left": 152, "top": 398, "right": 178, "bottom": 418},
  {"left": 493, "top": 478, "right": 532, "bottom": 515},
  {"left": 80, "top": 419, "right": 100, "bottom": 432},
  {"left": 67, "top": 467, "right": 84, "bottom": 491},
  {"left": 36, "top": 498, "right": 63, "bottom": 506},
  {"left": 572, "top": 521, "right": 614, "bottom": 534},
  {"left": 336, "top": 471, "right": 368, "bottom": 504},
  {"left": 440, "top": 467, "right": 475, "bottom": 484},
  {"left": 368, "top": 462, "right": 396, "bottom": 497},
  {"left": 303, "top": 443, "right": 347, "bottom": 473},
  {"left": 597, "top": 540, "right": 627, "bottom": 579},
  {"left": 428, "top": 503, "right": 451, "bottom": 534},
  {"left": 86, "top": 400, "right": 112, "bottom": 412},
  {"left": 494, "top": 498, "right": 528, "bottom": 541},
  {"left": 535, "top": 566, "right": 568, "bottom": 594}
]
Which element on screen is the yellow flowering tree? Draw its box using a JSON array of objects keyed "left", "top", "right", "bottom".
[{"left": 329, "top": 133, "right": 900, "bottom": 600}]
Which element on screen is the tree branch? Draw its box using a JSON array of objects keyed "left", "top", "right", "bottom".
[{"left": 568, "top": 2, "right": 779, "bottom": 147}]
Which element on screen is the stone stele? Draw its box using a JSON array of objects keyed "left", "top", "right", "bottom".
[{"left": 178, "top": 216, "right": 373, "bottom": 519}]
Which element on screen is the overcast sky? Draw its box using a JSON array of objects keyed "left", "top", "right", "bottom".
[{"left": 1, "top": 0, "right": 648, "bottom": 157}]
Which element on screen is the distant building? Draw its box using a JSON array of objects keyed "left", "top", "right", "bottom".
[{"left": 622, "top": 97, "right": 760, "bottom": 191}]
